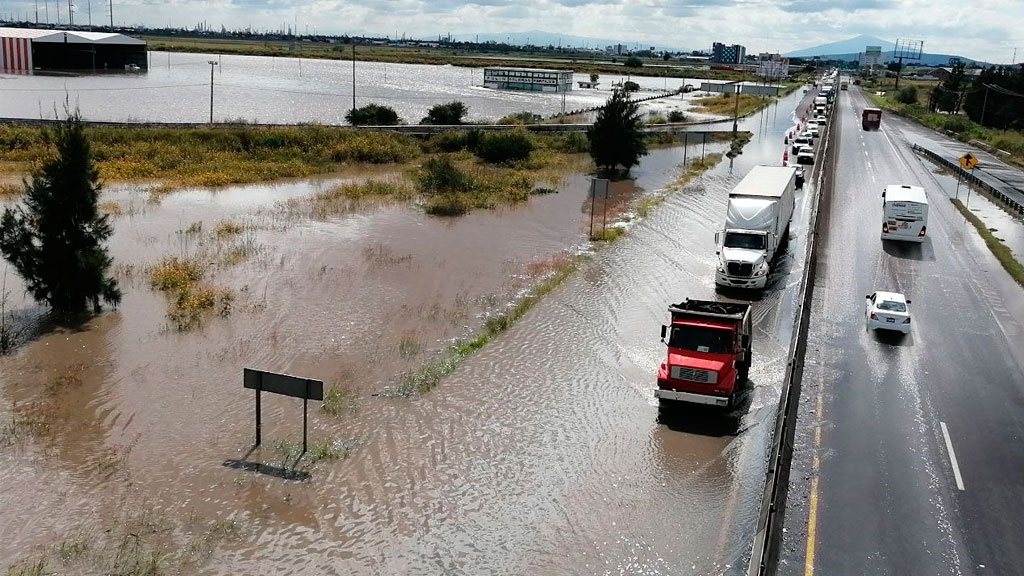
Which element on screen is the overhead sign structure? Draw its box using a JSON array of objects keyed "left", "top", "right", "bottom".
[
  {"left": 959, "top": 152, "right": 978, "bottom": 170},
  {"left": 244, "top": 368, "right": 324, "bottom": 454}
]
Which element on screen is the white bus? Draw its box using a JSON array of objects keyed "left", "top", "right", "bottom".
[{"left": 881, "top": 184, "right": 928, "bottom": 242}]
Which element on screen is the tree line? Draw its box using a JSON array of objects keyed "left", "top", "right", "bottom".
[{"left": 929, "top": 62, "right": 1024, "bottom": 131}]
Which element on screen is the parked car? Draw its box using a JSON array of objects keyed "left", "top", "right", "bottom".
[
  {"left": 683, "top": 84, "right": 696, "bottom": 93},
  {"left": 806, "top": 122, "right": 820, "bottom": 137},
  {"left": 796, "top": 146, "right": 815, "bottom": 165},
  {"left": 865, "top": 291, "right": 912, "bottom": 333},
  {"left": 815, "top": 115, "right": 827, "bottom": 125}
]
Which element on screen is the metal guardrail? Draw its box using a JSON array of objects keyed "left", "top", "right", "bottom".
[
  {"left": 747, "top": 91, "right": 838, "bottom": 576},
  {"left": 912, "top": 144, "right": 1024, "bottom": 215}
]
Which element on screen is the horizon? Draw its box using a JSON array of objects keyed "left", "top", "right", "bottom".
[{"left": 0, "top": 1, "right": 1020, "bottom": 64}]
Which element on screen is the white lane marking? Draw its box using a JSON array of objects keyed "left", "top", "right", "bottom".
[{"left": 940, "top": 422, "right": 966, "bottom": 491}]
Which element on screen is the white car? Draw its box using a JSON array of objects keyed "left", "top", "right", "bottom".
[
  {"left": 815, "top": 115, "right": 827, "bottom": 125},
  {"left": 796, "top": 146, "right": 815, "bottom": 165},
  {"left": 806, "top": 122, "right": 820, "bottom": 137},
  {"left": 865, "top": 291, "right": 912, "bottom": 333},
  {"left": 791, "top": 135, "right": 813, "bottom": 155}
]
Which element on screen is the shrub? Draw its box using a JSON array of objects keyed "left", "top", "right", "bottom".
[
  {"left": 896, "top": 85, "right": 918, "bottom": 105},
  {"left": 942, "top": 115, "right": 973, "bottom": 133},
  {"left": 668, "top": 110, "right": 687, "bottom": 123},
  {"left": 429, "top": 130, "right": 482, "bottom": 153},
  {"left": 421, "top": 101, "right": 469, "bottom": 125},
  {"left": 623, "top": 80, "right": 640, "bottom": 93},
  {"left": 624, "top": 57, "right": 643, "bottom": 68},
  {"left": 547, "top": 132, "right": 589, "bottom": 154},
  {"left": 417, "top": 157, "right": 471, "bottom": 196},
  {"left": 329, "top": 133, "right": 419, "bottom": 163},
  {"left": 474, "top": 131, "right": 534, "bottom": 164},
  {"left": 345, "top": 104, "right": 401, "bottom": 126},
  {"left": 498, "top": 111, "right": 542, "bottom": 125}
]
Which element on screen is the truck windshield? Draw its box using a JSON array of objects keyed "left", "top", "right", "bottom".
[
  {"left": 723, "top": 232, "right": 766, "bottom": 250},
  {"left": 669, "top": 326, "right": 733, "bottom": 354}
]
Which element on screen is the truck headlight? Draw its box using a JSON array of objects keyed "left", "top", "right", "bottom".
[{"left": 754, "top": 262, "right": 769, "bottom": 276}]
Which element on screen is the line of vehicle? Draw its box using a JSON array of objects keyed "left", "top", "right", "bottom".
[{"left": 939, "top": 421, "right": 966, "bottom": 491}]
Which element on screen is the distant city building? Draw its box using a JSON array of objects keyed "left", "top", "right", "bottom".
[
  {"left": 859, "top": 45, "right": 884, "bottom": 70},
  {"left": 757, "top": 53, "right": 790, "bottom": 78},
  {"left": 483, "top": 67, "right": 573, "bottom": 92},
  {"left": 712, "top": 42, "right": 746, "bottom": 65}
]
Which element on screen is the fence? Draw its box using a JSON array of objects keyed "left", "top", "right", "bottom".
[{"left": 912, "top": 144, "right": 1024, "bottom": 215}]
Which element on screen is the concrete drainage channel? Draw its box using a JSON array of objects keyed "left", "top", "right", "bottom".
[{"left": 746, "top": 93, "right": 840, "bottom": 576}]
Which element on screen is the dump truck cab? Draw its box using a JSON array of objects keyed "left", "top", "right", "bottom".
[{"left": 656, "top": 299, "right": 753, "bottom": 407}]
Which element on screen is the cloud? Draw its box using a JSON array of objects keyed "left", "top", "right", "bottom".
[{"left": 2, "top": 0, "right": 1019, "bottom": 62}]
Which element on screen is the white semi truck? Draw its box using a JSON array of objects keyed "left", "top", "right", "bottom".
[{"left": 715, "top": 166, "right": 797, "bottom": 290}]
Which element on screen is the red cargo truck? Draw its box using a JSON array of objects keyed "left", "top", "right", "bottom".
[
  {"left": 862, "top": 108, "right": 882, "bottom": 131},
  {"left": 656, "top": 299, "right": 753, "bottom": 408}
]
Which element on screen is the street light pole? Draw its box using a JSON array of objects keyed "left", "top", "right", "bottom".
[
  {"left": 980, "top": 84, "right": 990, "bottom": 127},
  {"left": 208, "top": 60, "right": 218, "bottom": 123}
]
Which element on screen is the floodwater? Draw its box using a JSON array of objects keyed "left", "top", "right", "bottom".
[
  {"left": 0, "top": 87, "right": 812, "bottom": 574},
  {"left": 0, "top": 51, "right": 718, "bottom": 124}
]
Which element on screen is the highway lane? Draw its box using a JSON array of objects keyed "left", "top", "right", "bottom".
[{"left": 778, "top": 86, "right": 1024, "bottom": 575}]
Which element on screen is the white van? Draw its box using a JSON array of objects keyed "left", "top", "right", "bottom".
[{"left": 881, "top": 185, "right": 928, "bottom": 242}]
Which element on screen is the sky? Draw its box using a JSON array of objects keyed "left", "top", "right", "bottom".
[{"left": 2, "top": 0, "right": 1022, "bottom": 64}]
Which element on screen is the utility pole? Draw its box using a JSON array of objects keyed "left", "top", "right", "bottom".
[
  {"left": 980, "top": 84, "right": 990, "bottom": 127},
  {"left": 352, "top": 41, "right": 357, "bottom": 111},
  {"left": 208, "top": 60, "right": 218, "bottom": 123},
  {"left": 35, "top": 0, "right": 38, "bottom": 23},
  {"left": 108, "top": 0, "right": 112, "bottom": 29},
  {"left": 87, "top": 0, "right": 91, "bottom": 28},
  {"left": 68, "top": 0, "right": 73, "bottom": 25}
]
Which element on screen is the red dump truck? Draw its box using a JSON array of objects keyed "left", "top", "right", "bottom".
[
  {"left": 656, "top": 299, "right": 753, "bottom": 408},
  {"left": 862, "top": 108, "right": 882, "bottom": 131}
]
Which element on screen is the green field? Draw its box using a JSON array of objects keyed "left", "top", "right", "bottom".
[{"left": 144, "top": 35, "right": 748, "bottom": 81}]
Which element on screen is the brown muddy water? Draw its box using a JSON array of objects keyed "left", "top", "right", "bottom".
[
  {"left": 0, "top": 86, "right": 814, "bottom": 576},
  {"left": 1, "top": 142, "right": 727, "bottom": 574}
]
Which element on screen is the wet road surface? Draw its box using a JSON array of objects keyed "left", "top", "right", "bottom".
[
  {"left": 779, "top": 87, "right": 1024, "bottom": 576},
  {"left": 1, "top": 88, "right": 815, "bottom": 574}
]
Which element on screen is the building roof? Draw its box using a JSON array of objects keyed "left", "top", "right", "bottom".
[
  {"left": 0, "top": 27, "right": 145, "bottom": 46},
  {"left": 483, "top": 66, "right": 570, "bottom": 74},
  {"left": 884, "top": 184, "right": 928, "bottom": 204}
]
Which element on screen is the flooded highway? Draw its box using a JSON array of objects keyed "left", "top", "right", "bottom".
[{"left": 0, "top": 87, "right": 813, "bottom": 574}]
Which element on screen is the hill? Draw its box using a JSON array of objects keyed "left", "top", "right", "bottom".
[
  {"left": 450, "top": 30, "right": 685, "bottom": 52},
  {"left": 785, "top": 34, "right": 989, "bottom": 66}
]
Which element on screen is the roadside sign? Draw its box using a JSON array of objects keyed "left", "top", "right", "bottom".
[
  {"left": 959, "top": 152, "right": 978, "bottom": 170},
  {"left": 589, "top": 178, "right": 609, "bottom": 199},
  {"left": 244, "top": 368, "right": 324, "bottom": 453}
]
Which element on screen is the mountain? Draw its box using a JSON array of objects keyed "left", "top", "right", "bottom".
[
  {"left": 449, "top": 30, "right": 686, "bottom": 52},
  {"left": 784, "top": 35, "right": 989, "bottom": 67},
  {"left": 784, "top": 34, "right": 895, "bottom": 59}
]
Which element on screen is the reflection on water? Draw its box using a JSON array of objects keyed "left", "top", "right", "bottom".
[{"left": 0, "top": 86, "right": 814, "bottom": 574}]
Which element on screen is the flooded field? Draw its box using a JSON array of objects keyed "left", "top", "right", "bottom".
[
  {"left": 0, "top": 51, "right": 718, "bottom": 124},
  {"left": 1, "top": 87, "right": 812, "bottom": 574}
]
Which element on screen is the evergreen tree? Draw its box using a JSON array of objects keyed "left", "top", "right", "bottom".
[
  {"left": 587, "top": 89, "right": 648, "bottom": 175},
  {"left": 932, "top": 61, "right": 967, "bottom": 113},
  {"left": 0, "top": 112, "right": 121, "bottom": 316}
]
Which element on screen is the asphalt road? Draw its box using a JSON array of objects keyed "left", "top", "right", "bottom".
[{"left": 778, "top": 86, "right": 1024, "bottom": 575}]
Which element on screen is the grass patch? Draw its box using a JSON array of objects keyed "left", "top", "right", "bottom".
[
  {"left": 390, "top": 253, "right": 581, "bottom": 396},
  {"left": 693, "top": 93, "right": 767, "bottom": 117},
  {"left": 0, "top": 182, "right": 20, "bottom": 199},
  {"left": 214, "top": 220, "right": 244, "bottom": 238},
  {"left": 98, "top": 200, "right": 125, "bottom": 215},
  {"left": 45, "top": 363, "right": 85, "bottom": 396},
  {"left": 590, "top": 227, "right": 626, "bottom": 242},
  {"left": 320, "top": 383, "right": 356, "bottom": 416},
  {"left": 288, "top": 180, "right": 414, "bottom": 219},
  {"left": 148, "top": 256, "right": 233, "bottom": 330},
  {"left": 951, "top": 198, "right": 1024, "bottom": 288},
  {"left": 398, "top": 334, "right": 423, "bottom": 358}
]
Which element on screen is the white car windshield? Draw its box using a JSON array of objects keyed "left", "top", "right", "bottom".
[{"left": 877, "top": 300, "right": 907, "bottom": 312}]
